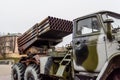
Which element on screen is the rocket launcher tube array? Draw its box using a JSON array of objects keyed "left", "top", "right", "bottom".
[{"left": 18, "top": 16, "right": 73, "bottom": 54}]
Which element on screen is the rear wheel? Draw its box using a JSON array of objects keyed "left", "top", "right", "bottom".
[
  {"left": 24, "top": 64, "right": 40, "bottom": 80},
  {"left": 11, "top": 63, "right": 26, "bottom": 80}
]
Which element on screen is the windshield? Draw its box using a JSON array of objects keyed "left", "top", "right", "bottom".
[{"left": 102, "top": 13, "right": 120, "bottom": 31}]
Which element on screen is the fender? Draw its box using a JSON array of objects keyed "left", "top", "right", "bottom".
[{"left": 97, "top": 52, "right": 120, "bottom": 80}]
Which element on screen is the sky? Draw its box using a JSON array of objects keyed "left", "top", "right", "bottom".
[{"left": 0, "top": 0, "right": 120, "bottom": 47}]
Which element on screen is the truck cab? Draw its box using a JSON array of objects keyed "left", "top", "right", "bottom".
[{"left": 72, "top": 11, "right": 120, "bottom": 79}]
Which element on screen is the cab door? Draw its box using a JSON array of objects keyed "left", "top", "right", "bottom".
[{"left": 72, "top": 16, "right": 103, "bottom": 72}]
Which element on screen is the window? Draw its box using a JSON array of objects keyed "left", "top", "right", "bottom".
[{"left": 76, "top": 17, "right": 100, "bottom": 35}]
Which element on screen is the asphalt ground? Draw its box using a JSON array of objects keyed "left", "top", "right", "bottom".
[{"left": 0, "top": 65, "right": 12, "bottom": 80}]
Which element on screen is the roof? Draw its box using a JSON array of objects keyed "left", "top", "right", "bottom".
[{"left": 74, "top": 10, "right": 120, "bottom": 21}]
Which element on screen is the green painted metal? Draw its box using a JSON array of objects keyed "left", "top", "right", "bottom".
[
  {"left": 55, "top": 50, "right": 71, "bottom": 79},
  {"left": 56, "top": 65, "right": 66, "bottom": 77}
]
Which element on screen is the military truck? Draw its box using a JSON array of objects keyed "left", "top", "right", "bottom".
[{"left": 12, "top": 11, "right": 120, "bottom": 80}]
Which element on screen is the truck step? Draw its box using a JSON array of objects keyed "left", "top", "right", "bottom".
[
  {"left": 62, "top": 59, "right": 71, "bottom": 62},
  {"left": 56, "top": 65, "right": 66, "bottom": 77},
  {"left": 59, "top": 53, "right": 71, "bottom": 65}
]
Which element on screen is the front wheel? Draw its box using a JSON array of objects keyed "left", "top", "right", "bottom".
[
  {"left": 24, "top": 64, "right": 40, "bottom": 80},
  {"left": 107, "top": 68, "right": 120, "bottom": 80}
]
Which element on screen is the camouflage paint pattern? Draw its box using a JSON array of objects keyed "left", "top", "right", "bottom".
[
  {"left": 82, "top": 35, "right": 98, "bottom": 71},
  {"left": 73, "top": 11, "right": 120, "bottom": 74}
]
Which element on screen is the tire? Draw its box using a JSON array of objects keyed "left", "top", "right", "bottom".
[
  {"left": 107, "top": 68, "right": 120, "bottom": 80},
  {"left": 112, "top": 69, "right": 120, "bottom": 80},
  {"left": 24, "top": 64, "right": 40, "bottom": 80},
  {"left": 11, "top": 63, "right": 26, "bottom": 80}
]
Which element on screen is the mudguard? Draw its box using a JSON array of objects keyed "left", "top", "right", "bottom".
[{"left": 97, "top": 52, "right": 120, "bottom": 80}]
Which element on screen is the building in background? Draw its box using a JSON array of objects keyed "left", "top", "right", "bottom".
[{"left": 0, "top": 33, "right": 21, "bottom": 58}]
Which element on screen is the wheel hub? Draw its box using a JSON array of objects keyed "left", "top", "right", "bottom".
[{"left": 27, "top": 72, "right": 35, "bottom": 80}]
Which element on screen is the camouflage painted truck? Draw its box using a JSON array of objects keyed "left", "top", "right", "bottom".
[{"left": 12, "top": 11, "right": 120, "bottom": 80}]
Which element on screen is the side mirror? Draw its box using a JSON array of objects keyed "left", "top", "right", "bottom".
[{"left": 104, "top": 19, "right": 114, "bottom": 41}]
